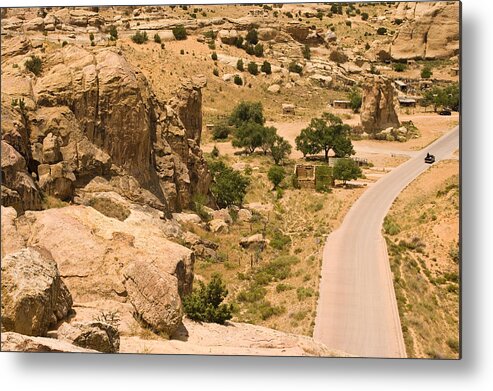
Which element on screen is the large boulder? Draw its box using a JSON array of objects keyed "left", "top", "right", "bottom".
[
  {"left": 56, "top": 321, "right": 120, "bottom": 353},
  {"left": 360, "top": 77, "right": 400, "bottom": 134},
  {"left": 1, "top": 331, "right": 97, "bottom": 353},
  {"left": 1, "top": 247, "right": 73, "bottom": 336},
  {"left": 391, "top": 2, "right": 459, "bottom": 60},
  {"left": 123, "top": 260, "right": 183, "bottom": 337}
]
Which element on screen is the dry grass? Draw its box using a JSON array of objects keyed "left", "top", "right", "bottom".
[{"left": 384, "top": 160, "right": 459, "bottom": 358}]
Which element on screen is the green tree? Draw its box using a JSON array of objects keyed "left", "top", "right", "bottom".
[
  {"left": 229, "top": 101, "right": 265, "bottom": 128},
  {"left": 211, "top": 51, "right": 218, "bottom": 61},
  {"left": 361, "top": 12, "right": 369, "bottom": 21},
  {"left": 260, "top": 126, "right": 277, "bottom": 155},
  {"left": 234, "top": 74, "right": 243, "bottom": 85},
  {"left": 270, "top": 135, "right": 292, "bottom": 165},
  {"left": 183, "top": 273, "right": 233, "bottom": 324},
  {"left": 377, "top": 27, "right": 387, "bottom": 35},
  {"left": 268, "top": 165, "right": 285, "bottom": 189},
  {"left": 422, "top": 83, "right": 460, "bottom": 112},
  {"left": 333, "top": 158, "right": 362, "bottom": 185},
  {"left": 260, "top": 60, "right": 272, "bottom": 74},
  {"left": 295, "top": 113, "right": 354, "bottom": 163},
  {"left": 232, "top": 122, "right": 266, "bottom": 154},
  {"left": 131, "top": 30, "right": 148, "bottom": 44},
  {"left": 209, "top": 161, "right": 250, "bottom": 208},
  {"left": 348, "top": 88, "right": 362, "bottom": 113},
  {"left": 248, "top": 61, "right": 259, "bottom": 75},
  {"left": 153, "top": 33, "right": 161, "bottom": 43},
  {"left": 172, "top": 25, "right": 187, "bottom": 40}
]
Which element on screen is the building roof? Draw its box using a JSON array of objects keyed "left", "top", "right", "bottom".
[{"left": 395, "top": 80, "right": 407, "bottom": 87}]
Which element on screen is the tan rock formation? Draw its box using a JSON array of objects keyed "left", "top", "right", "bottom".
[
  {"left": 123, "top": 260, "right": 183, "bottom": 337},
  {"left": 1, "top": 331, "right": 97, "bottom": 353},
  {"left": 1, "top": 247, "right": 73, "bottom": 336},
  {"left": 391, "top": 2, "right": 460, "bottom": 60},
  {"left": 360, "top": 77, "right": 400, "bottom": 134},
  {"left": 56, "top": 321, "right": 120, "bottom": 353}
]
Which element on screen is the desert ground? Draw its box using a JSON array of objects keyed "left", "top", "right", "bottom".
[{"left": 1, "top": 2, "right": 459, "bottom": 357}]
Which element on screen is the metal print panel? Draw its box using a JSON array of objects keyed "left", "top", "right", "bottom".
[{"left": 0, "top": 1, "right": 460, "bottom": 359}]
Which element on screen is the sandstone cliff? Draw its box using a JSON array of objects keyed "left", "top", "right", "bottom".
[
  {"left": 1, "top": 37, "right": 211, "bottom": 214},
  {"left": 391, "top": 2, "right": 460, "bottom": 61}
]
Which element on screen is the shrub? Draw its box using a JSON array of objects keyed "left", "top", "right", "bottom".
[
  {"left": 268, "top": 165, "right": 285, "bottom": 189},
  {"left": 365, "top": 42, "right": 371, "bottom": 50},
  {"left": 183, "top": 273, "right": 233, "bottom": 324},
  {"left": 383, "top": 216, "right": 401, "bottom": 235},
  {"left": 346, "top": 20, "right": 352, "bottom": 27},
  {"left": 211, "top": 51, "right": 218, "bottom": 61},
  {"left": 233, "top": 74, "right": 243, "bottom": 86},
  {"left": 260, "top": 60, "right": 272, "bottom": 74},
  {"left": 302, "top": 44, "right": 311, "bottom": 60},
  {"left": 288, "top": 62, "right": 303, "bottom": 74},
  {"left": 213, "top": 68, "right": 219, "bottom": 77},
  {"left": 377, "top": 27, "right": 387, "bottom": 35},
  {"left": 25, "top": 55, "right": 42, "bottom": 76},
  {"left": 236, "top": 58, "right": 244, "bottom": 71},
  {"left": 212, "top": 121, "right": 231, "bottom": 140},
  {"left": 393, "top": 62, "right": 407, "bottom": 72},
  {"left": 270, "top": 229, "right": 291, "bottom": 250},
  {"left": 315, "top": 165, "right": 333, "bottom": 192},
  {"left": 108, "top": 25, "right": 118, "bottom": 40},
  {"left": 62, "top": 40, "right": 68, "bottom": 47},
  {"left": 89, "top": 32, "right": 95, "bottom": 41},
  {"left": 254, "top": 43, "right": 264, "bottom": 57},
  {"left": 245, "top": 44, "right": 255, "bottom": 55},
  {"left": 421, "top": 66, "right": 433, "bottom": 79},
  {"left": 180, "top": 49, "right": 185, "bottom": 55},
  {"left": 246, "top": 28, "right": 259, "bottom": 45},
  {"left": 276, "top": 283, "right": 294, "bottom": 293},
  {"left": 348, "top": 88, "right": 362, "bottom": 113},
  {"left": 394, "top": 18, "right": 403, "bottom": 25},
  {"left": 247, "top": 61, "right": 259, "bottom": 75},
  {"left": 296, "top": 287, "right": 315, "bottom": 301},
  {"left": 131, "top": 30, "right": 148, "bottom": 44},
  {"left": 153, "top": 33, "right": 161, "bottom": 43},
  {"left": 192, "top": 193, "right": 212, "bottom": 221},
  {"left": 172, "top": 25, "right": 187, "bottom": 40},
  {"left": 329, "top": 50, "right": 348, "bottom": 64}
]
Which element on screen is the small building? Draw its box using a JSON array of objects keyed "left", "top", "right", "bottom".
[
  {"left": 294, "top": 164, "right": 316, "bottom": 189},
  {"left": 395, "top": 80, "right": 408, "bottom": 92},
  {"left": 205, "top": 123, "right": 215, "bottom": 131},
  {"left": 332, "top": 100, "right": 351, "bottom": 110},
  {"left": 450, "top": 67, "right": 459, "bottom": 77},
  {"left": 398, "top": 97, "right": 417, "bottom": 108},
  {"left": 282, "top": 103, "right": 295, "bottom": 114}
]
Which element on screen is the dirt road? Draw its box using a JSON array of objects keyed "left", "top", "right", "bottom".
[{"left": 313, "top": 126, "right": 459, "bottom": 358}]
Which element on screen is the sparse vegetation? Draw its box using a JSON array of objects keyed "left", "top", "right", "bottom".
[
  {"left": 172, "top": 25, "right": 187, "bottom": 40},
  {"left": 131, "top": 30, "right": 148, "bottom": 44},
  {"left": 25, "top": 55, "right": 42, "bottom": 76},
  {"left": 247, "top": 61, "right": 259, "bottom": 75}
]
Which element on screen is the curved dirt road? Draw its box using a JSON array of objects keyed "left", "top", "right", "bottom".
[{"left": 314, "top": 126, "right": 459, "bottom": 358}]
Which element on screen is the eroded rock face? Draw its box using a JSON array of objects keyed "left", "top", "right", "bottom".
[
  {"left": 391, "top": 2, "right": 460, "bottom": 60},
  {"left": 123, "top": 260, "right": 183, "bottom": 337},
  {"left": 1, "top": 247, "right": 73, "bottom": 336},
  {"left": 360, "top": 77, "right": 400, "bottom": 134},
  {"left": 1, "top": 331, "right": 97, "bottom": 353},
  {"left": 1, "top": 41, "right": 211, "bottom": 214},
  {"left": 57, "top": 321, "right": 120, "bottom": 353}
]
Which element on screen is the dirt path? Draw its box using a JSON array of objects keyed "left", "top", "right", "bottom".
[{"left": 313, "top": 126, "right": 459, "bottom": 358}]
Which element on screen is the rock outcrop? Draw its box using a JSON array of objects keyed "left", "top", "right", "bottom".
[
  {"left": 1, "top": 247, "right": 73, "bottom": 336},
  {"left": 57, "top": 321, "right": 120, "bottom": 353},
  {"left": 123, "top": 260, "right": 183, "bottom": 337},
  {"left": 360, "top": 77, "right": 400, "bottom": 134},
  {"left": 1, "top": 331, "right": 97, "bottom": 353},
  {"left": 1, "top": 39, "right": 211, "bottom": 214},
  {"left": 391, "top": 2, "right": 460, "bottom": 60}
]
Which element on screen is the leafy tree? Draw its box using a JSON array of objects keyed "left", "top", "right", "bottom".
[
  {"left": 183, "top": 273, "right": 233, "bottom": 324},
  {"left": 260, "top": 60, "right": 272, "bottom": 74},
  {"left": 232, "top": 122, "right": 266, "bottom": 154},
  {"left": 212, "top": 120, "right": 231, "bottom": 140},
  {"left": 211, "top": 145, "right": 220, "bottom": 158},
  {"left": 270, "top": 135, "right": 292, "bottom": 165},
  {"left": 229, "top": 101, "right": 265, "bottom": 128},
  {"left": 302, "top": 44, "right": 311, "bottom": 60},
  {"left": 421, "top": 66, "right": 433, "bottom": 79},
  {"left": 333, "top": 158, "right": 362, "bottom": 185},
  {"left": 209, "top": 161, "right": 250, "bottom": 208},
  {"left": 247, "top": 61, "right": 259, "bottom": 75},
  {"left": 361, "top": 12, "right": 369, "bottom": 21},
  {"left": 295, "top": 113, "right": 354, "bottom": 163},
  {"left": 268, "top": 165, "right": 285, "bottom": 189},
  {"left": 172, "top": 25, "right": 187, "bottom": 40},
  {"left": 254, "top": 43, "right": 264, "bottom": 57},
  {"left": 234, "top": 36, "right": 244, "bottom": 48},
  {"left": 245, "top": 44, "right": 255, "bottom": 55},
  {"left": 260, "top": 126, "right": 277, "bottom": 155},
  {"left": 211, "top": 51, "right": 218, "bottom": 61},
  {"left": 246, "top": 28, "right": 259, "bottom": 45},
  {"left": 236, "top": 58, "right": 244, "bottom": 71},
  {"left": 348, "top": 88, "right": 362, "bottom": 113},
  {"left": 422, "top": 83, "right": 460, "bottom": 112},
  {"left": 377, "top": 27, "right": 387, "bottom": 35}
]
